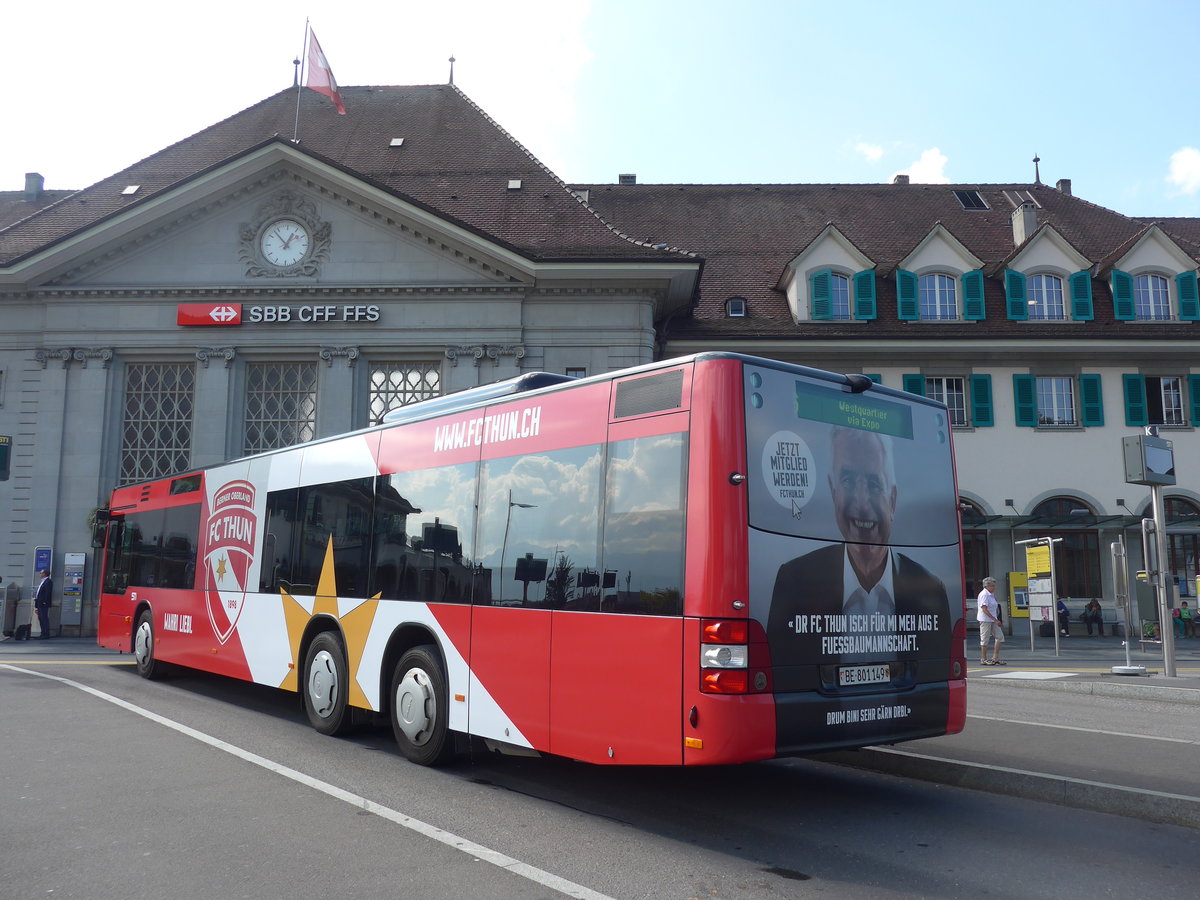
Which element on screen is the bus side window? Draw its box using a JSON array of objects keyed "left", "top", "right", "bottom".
[
  {"left": 601, "top": 433, "right": 687, "bottom": 616},
  {"left": 260, "top": 488, "right": 299, "bottom": 593}
]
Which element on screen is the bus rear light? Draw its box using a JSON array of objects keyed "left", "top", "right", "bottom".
[
  {"left": 701, "top": 644, "right": 748, "bottom": 668},
  {"left": 702, "top": 669, "right": 748, "bottom": 693},
  {"left": 702, "top": 619, "right": 748, "bottom": 644}
]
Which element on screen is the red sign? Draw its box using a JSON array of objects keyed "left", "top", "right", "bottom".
[{"left": 178, "top": 303, "right": 242, "bottom": 326}]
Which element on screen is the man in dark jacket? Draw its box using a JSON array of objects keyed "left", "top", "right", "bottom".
[{"left": 34, "top": 569, "right": 52, "bottom": 639}]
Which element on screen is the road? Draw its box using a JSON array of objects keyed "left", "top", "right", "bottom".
[{"left": 1, "top": 649, "right": 1196, "bottom": 899}]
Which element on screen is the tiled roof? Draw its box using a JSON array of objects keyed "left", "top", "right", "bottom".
[
  {"left": 574, "top": 182, "right": 1200, "bottom": 339},
  {"left": 0, "top": 86, "right": 682, "bottom": 266},
  {"left": 0, "top": 189, "right": 77, "bottom": 230}
]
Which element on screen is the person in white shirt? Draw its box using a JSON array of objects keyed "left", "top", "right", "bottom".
[{"left": 977, "top": 576, "right": 1005, "bottom": 666}]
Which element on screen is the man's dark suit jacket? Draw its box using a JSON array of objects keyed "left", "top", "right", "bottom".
[
  {"left": 35, "top": 577, "right": 52, "bottom": 609},
  {"left": 766, "top": 543, "right": 952, "bottom": 667}
]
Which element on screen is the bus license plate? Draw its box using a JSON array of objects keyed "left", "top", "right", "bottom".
[{"left": 838, "top": 664, "right": 890, "bottom": 686}]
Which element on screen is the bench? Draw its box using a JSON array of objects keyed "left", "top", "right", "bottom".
[{"left": 1062, "top": 602, "right": 1125, "bottom": 638}]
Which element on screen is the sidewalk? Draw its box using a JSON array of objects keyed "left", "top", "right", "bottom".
[
  {"left": 968, "top": 627, "right": 1200, "bottom": 704},
  {"left": 0, "top": 635, "right": 124, "bottom": 658}
]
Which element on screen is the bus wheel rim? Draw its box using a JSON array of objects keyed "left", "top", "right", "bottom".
[
  {"left": 395, "top": 668, "right": 434, "bottom": 744},
  {"left": 134, "top": 621, "right": 152, "bottom": 666},
  {"left": 307, "top": 649, "right": 339, "bottom": 718}
]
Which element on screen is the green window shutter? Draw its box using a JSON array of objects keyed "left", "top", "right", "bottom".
[
  {"left": 1069, "top": 270, "right": 1094, "bottom": 320},
  {"left": 902, "top": 374, "right": 926, "bottom": 396},
  {"left": 1176, "top": 271, "right": 1200, "bottom": 321},
  {"left": 1123, "top": 374, "right": 1148, "bottom": 427},
  {"left": 1190, "top": 374, "right": 1200, "bottom": 425},
  {"left": 853, "top": 269, "right": 877, "bottom": 320},
  {"left": 962, "top": 270, "right": 986, "bottom": 320},
  {"left": 1079, "top": 374, "right": 1104, "bottom": 426},
  {"left": 810, "top": 268, "right": 832, "bottom": 320},
  {"left": 1004, "top": 269, "right": 1028, "bottom": 320},
  {"left": 1013, "top": 374, "right": 1037, "bottom": 427},
  {"left": 864, "top": 373, "right": 882, "bottom": 384},
  {"left": 896, "top": 270, "right": 919, "bottom": 320},
  {"left": 969, "top": 374, "right": 994, "bottom": 426},
  {"left": 1111, "top": 270, "right": 1135, "bottom": 320}
]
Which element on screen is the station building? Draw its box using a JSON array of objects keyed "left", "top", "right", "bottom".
[{"left": 1, "top": 84, "right": 1196, "bottom": 635}]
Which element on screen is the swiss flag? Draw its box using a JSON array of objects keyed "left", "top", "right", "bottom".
[{"left": 306, "top": 29, "right": 346, "bottom": 115}]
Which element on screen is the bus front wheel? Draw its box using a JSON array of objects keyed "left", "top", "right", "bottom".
[
  {"left": 303, "top": 632, "right": 354, "bottom": 736},
  {"left": 133, "top": 611, "right": 164, "bottom": 680},
  {"left": 390, "top": 645, "right": 454, "bottom": 766}
]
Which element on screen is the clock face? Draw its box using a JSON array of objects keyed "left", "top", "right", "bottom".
[{"left": 259, "top": 218, "right": 311, "bottom": 267}]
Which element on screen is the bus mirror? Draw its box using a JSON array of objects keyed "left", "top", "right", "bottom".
[{"left": 91, "top": 509, "right": 110, "bottom": 549}]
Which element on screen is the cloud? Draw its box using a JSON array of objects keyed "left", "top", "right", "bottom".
[
  {"left": 899, "top": 148, "right": 950, "bottom": 184},
  {"left": 854, "top": 142, "right": 885, "bottom": 164},
  {"left": 1166, "top": 147, "right": 1200, "bottom": 196}
]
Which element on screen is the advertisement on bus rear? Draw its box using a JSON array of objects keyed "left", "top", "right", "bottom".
[{"left": 744, "top": 364, "right": 962, "bottom": 746}]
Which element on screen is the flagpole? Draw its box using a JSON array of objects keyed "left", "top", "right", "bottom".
[{"left": 293, "top": 19, "right": 310, "bottom": 142}]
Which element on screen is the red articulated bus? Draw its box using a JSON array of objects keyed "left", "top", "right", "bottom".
[{"left": 95, "top": 353, "right": 966, "bottom": 766}]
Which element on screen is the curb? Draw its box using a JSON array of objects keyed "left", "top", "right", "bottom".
[
  {"left": 817, "top": 747, "right": 1200, "bottom": 830},
  {"left": 969, "top": 673, "right": 1200, "bottom": 705}
]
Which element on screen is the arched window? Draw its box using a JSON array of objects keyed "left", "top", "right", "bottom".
[
  {"left": 1165, "top": 498, "right": 1200, "bottom": 601},
  {"left": 1134, "top": 274, "right": 1171, "bottom": 321},
  {"left": 1027, "top": 273, "right": 1065, "bottom": 320},
  {"left": 919, "top": 273, "right": 957, "bottom": 320},
  {"left": 1030, "top": 497, "right": 1100, "bottom": 597},
  {"left": 959, "top": 499, "right": 989, "bottom": 595}
]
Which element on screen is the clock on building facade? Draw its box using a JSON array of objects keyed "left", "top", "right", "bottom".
[{"left": 239, "top": 191, "right": 331, "bottom": 277}]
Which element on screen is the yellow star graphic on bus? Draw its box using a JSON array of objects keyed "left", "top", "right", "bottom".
[
  {"left": 278, "top": 536, "right": 377, "bottom": 710},
  {"left": 216, "top": 555, "right": 228, "bottom": 582}
]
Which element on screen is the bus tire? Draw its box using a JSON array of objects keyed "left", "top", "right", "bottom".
[
  {"left": 390, "top": 645, "right": 454, "bottom": 766},
  {"left": 303, "top": 632, "right": 354, "bottom": 736},
  {"left": 133, "top": 611, "right": 165, "bottom": 680}
]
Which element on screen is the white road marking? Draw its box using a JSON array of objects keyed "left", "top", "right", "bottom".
[
  {"left": 978, "top": 670, "right": 1075, "bottom": 680},
  {"left": 2, "top": 664, "right": 615, "bottom": 900},
  {"left": 966, "top": 713, "right": 1199, "bottom": 745}
]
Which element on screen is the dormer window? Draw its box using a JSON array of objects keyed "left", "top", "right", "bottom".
[
  {"left": 1111, "top": 268, "right": 1200, "bottom": 322},
  {"left": 1027, "top": 274, "right": 1066, "bottom": 320},
  {"left": 725, "top": 297, "right": 747, "bottom": 318},
  {"left": 919, "top": 273, "right": 957, "bottom": 320},
  {"left": 1134, "top": 274, "right": 1171, "bottom": 320}
]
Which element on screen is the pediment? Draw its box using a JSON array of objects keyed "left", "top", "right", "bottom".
[
  {"left": 16, "top": 144, "right": 533, "bottom": 292},
  {"left": 1114, "top": 225, "right": 1198, "bottom": 275},
  {"left": 1009, "top": 225, "right": 1090, "bottom": 274},
  {"left": 899, "top": 223, "right": 983, "bottom": 274}
]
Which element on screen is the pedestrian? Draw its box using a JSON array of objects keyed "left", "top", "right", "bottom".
[
  {"left": 1081, "top": 599, "right": 1105, "bottom": 636},
  {"left": 34, "top": 568, "right": 52, "bottom": 639},
  {"left": 977, "top": 576, "right": 1005, "bottom": 666},
  {"left": 1181, "top": 601, "right": 1195, "bottom": 639},
  {"left": 1056, "top": 596, "right": 1071, "bottom": 636}
]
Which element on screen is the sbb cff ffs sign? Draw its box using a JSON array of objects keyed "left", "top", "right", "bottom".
[{"left": 177, "top": 303, "right": 381, "bottom": 326}]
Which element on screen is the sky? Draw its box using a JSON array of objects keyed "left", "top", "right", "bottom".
[{"left": 8, "top": 0, "right": 1200, "bottom": 217}]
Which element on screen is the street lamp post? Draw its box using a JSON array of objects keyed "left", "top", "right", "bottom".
[{"left": 498, "top": 489, "right": 536, "bottom": 605}]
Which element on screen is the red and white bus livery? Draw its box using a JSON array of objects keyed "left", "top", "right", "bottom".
[{"left": 96, "top": 353, "right": 966, "bottom": 766}]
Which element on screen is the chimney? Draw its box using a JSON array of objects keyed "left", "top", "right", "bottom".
[
  {"left": 1012, "top": 202, "right": 1037, "bottom": 246},
  {"left": 24, "top": 172, "right": 44, "bottom": 201},
  {"left": 892, "top": 174, "right": 910, "bottom": 185},
  {"left": 1056, "top": 178, "right": 1072, "bottom": 196},
  {"left": 618, "top": 173, "right": 636, "bottom": 185}
]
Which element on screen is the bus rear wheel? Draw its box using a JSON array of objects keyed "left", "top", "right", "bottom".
[
  {"left": 133, "top": 611, "right": 164, "bottom": 680},
  {"left": 390, "top": 645, "right": 454, "bottom": 766},
  {"left": 303, "top": 632, "right": 354, "bottom": 736}
]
